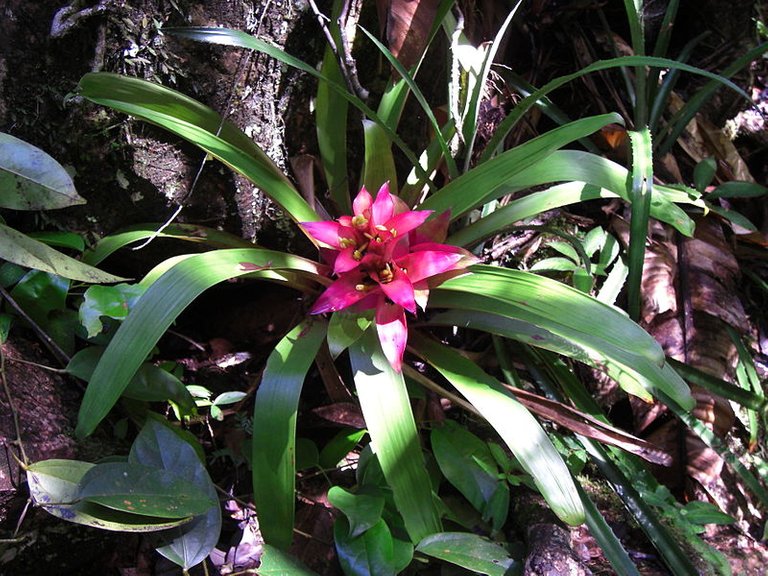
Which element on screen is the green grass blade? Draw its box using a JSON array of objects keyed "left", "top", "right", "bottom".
[
  {"left": 667, "top": 358, "right": 766, "bottom": 411},
  {"left": 460, "top": 3, "right": 521, "bottom": 170},
  {"left": 348, "top": 327, "right": 442, "bottom": 543},
  {"left": 481, "top": 55, "right": 753, "bottom": 163},
  {"left": 626, "top": 129, "right": 653, "bottom": 321},
  {"left": 419, "top": 113, "right": 623, "bottom": 219},
  {"left": 77, "top": 73, "right": 318, "bottom": 226},
  {"left": 252, "top": 320, "right": 328, "bottom": 549},
  {"left": 75, "top": 248, "right": 325, "bottom": 437},
  {"left": 656, "top": 389, "right": 768, "bottom": 507},
  {"left": 622, "top": 0, "right": 647, "bottom": 125},
  {"left": 409, "top": 333, "right": 585, "bottom": 525},
  {"left": 316, "top": 0, "right": 350, "bottom": 214},
  {"left": 524, "top": 348, "right": 702, "bottom": 575},
  {"left": 359, "top": 26, "right": 458, "bottom": 180}
]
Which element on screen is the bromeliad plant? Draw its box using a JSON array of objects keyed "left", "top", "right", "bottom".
[{"left": 24, "top": 5, "right": 768, "bottom": 575}]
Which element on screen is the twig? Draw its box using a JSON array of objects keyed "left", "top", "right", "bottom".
[
  {"left": 0, "top": 285, "right": 70, "bottom": 366},
  {"left": 307, "top": 0, "right": 369, "bottom": 101}
]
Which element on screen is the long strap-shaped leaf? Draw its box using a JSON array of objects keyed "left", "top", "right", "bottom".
[
  {"left": 75, "top": 248, "right": 325, "bottom": 437},
  {"left": 252, "top": 320, "right": 328, "bottom": 549},
  {"left": 626, "top": 129, "right": 654, "bottom": 322},
  {"left": 409, "top": 333, "right": 584, "bottom": 526},
  {"left": 77, "top": 73, "right": 319, "bottom": 226},
  {"left": 446, "top": 150, "right": 699, "bottom": 247},
  {"left": 348, "top": 327, "right": 442, "bottom": 543},
  {"left": 418, "top": 113, "right": 623, "bottom": 219},
  {"left": 429, "top": 267, "right": 694, "bottom": 410}
]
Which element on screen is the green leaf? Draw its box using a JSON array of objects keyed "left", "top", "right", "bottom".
[
  {"left": 530, "top": 257, "right": 579, "bottom": 272},
  {"left": 78, "top": 462, "right": 215, "bottom": 518},
  {"left": 416, "top": 532, "right": 520, "bottom": 576},
  {"left": 77, "top": 73, "right": 318, "bottom": 226},
  {"left": 328, "top": 486, "right": 386, "bottom": 538},
  {"left": 129, "top": 419, "right": 221, "bottom": 570},
  {"left": 431, "top": 422, "right": 501, "bottom": 517},
  {"left": 315, "top": 5, "right": 350, "bottom": 214},
  {"left": 420, "top": 114, "right": 624, "bottom": 220},
  {"left": 252, "top": 320, "right": 327, "bottom": 549},
  {"left": 680, "top": 501, "right": 736, "bottom": 526},
  {"left": 349, "top": 327, "right": 443, "bottom": 543},
  {"left": 627, "top": 128, "right": 654, "bottom": 321},
  {"left": 483, "top": 54, "right": 754, "bottom": 162},
  {"left": 75, "top": 248, "right": 325, "bottom": 437},
  {"left": 429, "top": 266, "right": 694, "bottom": 409},
  {"left": 410, "top": 334, "right": 584, "bottom": 526},
  {"left": 0, "top": 132, "right": 84, "bottom": 210},
  {"left": 328, "top": 312, "right": 372, "bottom": 359},
  {"left": 693, "top": 157, "right": 717, "bottom": 191},
  {"left": 258, "top": 544, "right": 321, "bottom": 575},
  {"left": 0, "top": 314, "right": 10, "bottom": 343},
  {"left": 27, "top": 231, "right": 85, "bottom": 252},
  {"left": 320, "top": 428, "right": 367, "bottom": 469},
  {"left": 10, "top": 269, "right": 69, "bottom": 327},
  {"left": 708, "top": 181, "right": 768, "bottom": 200},
  {"left": 334, "top": 517, "right": 399, "bottom": 576},
  {"left": 361, "top": 121, "right": 398, "bottom": 195},
  {"left": 0, "top": 223, "right": 125, "bottom": 283},
  {"left": 82, "top": 222, "right": 255, "bottom": 266},
  {"left": 79, "top": 283, "right": 146, "bottom": 337},
  {"left": 67, "top": 347, "right": 196, "bottom": 415},
  {"left": 448, "top": 150, "right": 698, "bottom": 247},
  {"left": 26, "top": 459, "right": 191, "bottom": 531}
]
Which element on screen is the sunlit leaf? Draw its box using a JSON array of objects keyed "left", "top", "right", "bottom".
[
  {"left": 349, "top": 327, "right": 442, "bottom": 543},
  {"left": 416, "top": 532, "right": 520, "bottom": 576},
  {"left": 410, "top": 334, "right": 584, "bottom": 525},
  {"left": 77, "top": 73, "right": 318, "bottom": 225},
  {"left": 79, "top": 283, "right": 146, "bottom": 337}
]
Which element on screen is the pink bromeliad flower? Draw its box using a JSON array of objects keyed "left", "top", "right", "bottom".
[{"left": 302, "top": 183, "right": 478, "bottom": 371}]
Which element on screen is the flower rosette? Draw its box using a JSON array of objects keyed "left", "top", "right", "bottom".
[{"left": 302, "top": 183, "right": 478, "bottom": 370}]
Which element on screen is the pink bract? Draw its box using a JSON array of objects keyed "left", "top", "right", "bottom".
[{"left": 302, "top": 183, "right": 477, "bottom": 371}]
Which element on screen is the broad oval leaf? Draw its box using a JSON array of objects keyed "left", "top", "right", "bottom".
[
  {"left": 416, "top": 532, "right": 520, "bottom": 576},
  {"left": 334, "top": 517, "right": 398, "bottom": 576},
  {"left": 26, "top": 459, "right": 190, "bottom": 532},
  {"left": 328, "top": 486, "right": 386, "bottom": 539},
  {"left": 79, "top": 462, "right": 215, "bottom": 518},
  {"left": 130, "top": 419, "right": 222, "bottom": 570},
  {"left": 0, "top": 223, "right": 125, "bottom": 283},
  {"left": 0, "top": 132, "right": 83, "bottom": 210}
]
